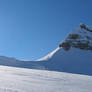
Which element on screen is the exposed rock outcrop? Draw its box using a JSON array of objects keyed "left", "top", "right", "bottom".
[{"left": 59, "top": 24, "right": 92, "bottom": 51}]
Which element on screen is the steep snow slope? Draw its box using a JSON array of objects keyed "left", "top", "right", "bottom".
[
  {"left": 39, "top": 47, "right": 92, "bottom": 75},
  {"left": 0, "top": 47, "right": 92, "bottom": 75},
  {"left": 0, "top": 65, "right": 92, "bottom": 92},
  {"left": 38, "top": 24, "right": 92, "bottom": 75}
]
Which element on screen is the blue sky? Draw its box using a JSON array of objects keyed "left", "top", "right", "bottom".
[{"left": 0, "top": 0, "right": 92, "bottom": 60}]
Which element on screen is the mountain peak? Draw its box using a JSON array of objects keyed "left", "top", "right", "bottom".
[
  {"left": 79, "top": 23, "right": 92, "bottom": 32},
  {"left": 59, "top": 24, "right": 92, "bottom": 51}
]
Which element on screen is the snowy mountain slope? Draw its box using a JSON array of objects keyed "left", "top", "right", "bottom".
[
  {"left": 37, "top": 24, "right": 92, "bottom": 75},
  {"left": 39, "top": 47, "right": 92, "bottom": 75},
  {"left": 0, "top": 24, "right": 91, "bottom": 92},
  {"left": 0, "top": 65, "right": 92, "bottom": 92},
  {"left": 0, "top": 56, "right": 45, "bottom": 70},
  {"left": 0, "top": 24, "right": 91, "bottom": 76},
  {"left": 0, "top": 47, "right": 92, "bottom": 75}
]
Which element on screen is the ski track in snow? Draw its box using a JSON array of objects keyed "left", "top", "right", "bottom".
[{"left": 0, "top": 66, "right": 92, "bottom": 92}]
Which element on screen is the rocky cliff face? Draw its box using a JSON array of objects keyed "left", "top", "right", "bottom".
[{"left": 59, "top": 24, "right": 92, "bottom": 51}]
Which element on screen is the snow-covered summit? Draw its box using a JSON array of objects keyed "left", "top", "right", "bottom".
[
  {"left": 38, "top": 24, "right": 92, "bottom": 75},
  {"left": 59, "top": 24, "right": 92, "bottom": 51}
]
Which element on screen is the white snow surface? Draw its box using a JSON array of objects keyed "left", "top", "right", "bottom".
[
  {"left": 0, "top": 47, "right": 92, "bottom": 75},
  {"left": 0, "top": 24, "right": 91, "bottom": 91},
  {"left": 0, "top": 65, "right": 92, "bottom": 92},
  {"left": 38, "top": 47, "right": 92, "bottom": 75}
]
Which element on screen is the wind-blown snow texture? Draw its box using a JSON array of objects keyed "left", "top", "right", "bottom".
[{"left": 0, "top": 65, "right": 92, "bottom": 92}]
